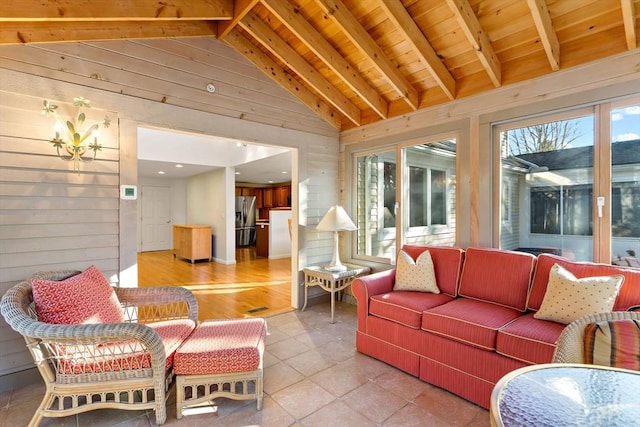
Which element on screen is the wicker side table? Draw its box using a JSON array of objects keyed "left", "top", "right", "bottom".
[{"left": 302, "top": 264, "right": 370, "bottom": 323}]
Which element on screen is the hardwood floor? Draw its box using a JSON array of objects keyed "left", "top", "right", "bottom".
[{"left": 138, "top": 248, "right": 293, "bottom": 320}]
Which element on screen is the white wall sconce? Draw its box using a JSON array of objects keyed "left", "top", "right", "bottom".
[{"left": 42, "top": 97, "right": 111, "bottom": 174}]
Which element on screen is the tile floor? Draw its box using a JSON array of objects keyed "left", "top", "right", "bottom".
[{"left": 0, "top": 302, "right": 490, "bottom": 426}]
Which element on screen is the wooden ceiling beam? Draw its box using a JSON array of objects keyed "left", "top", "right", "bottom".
[
  {"left": 218, "top": 0, "right": 259, "bottom": 39},
  {"left": 0, "top": 20, "right": 217, "bottom": 45},
  {"left": 526, "top": 0, "right": 560, "bottom": 71},
  {"left": 377, "top": 0, "right": 455, "bottom": 100},
  {"left": 240, "top": 12, "right": 361, "bottom": 125},
  {"left": 313, "top": 0, "right": 419, "bottom": 111},
  {"left": 620, "top": 0, "right": 637, "bottom": 49},
  {"left": 0, "top": 0, "right": 233, "bottom": 21},
  {"left": 224, "top": 28, "right": 342, "bottom": 130},
  {"left": 260, "top": 0, "right": 387, "bottom": 119},
  {"left": 445, "top": 0, "right": 501, "bottom": 87}
]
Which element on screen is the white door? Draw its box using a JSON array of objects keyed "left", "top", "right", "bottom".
[{"left": 141, "top": 185, "right": 172, "bottom": 251}]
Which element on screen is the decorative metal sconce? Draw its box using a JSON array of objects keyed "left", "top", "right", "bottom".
[{"left": 42, "top": 97, "right": 111, "bottom": 174}]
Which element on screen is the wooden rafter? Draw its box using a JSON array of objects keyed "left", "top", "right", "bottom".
[
  {"left": 445, "top": 0, "right": 501, "bottom": 87},
  {"left": 526, "top": 0, "right": 560, "bottom": 71},
  {"left": 224, "top": 28, "right": 341, "bottom": 130},
  {"left": 0, "top": 0, "right": 233, "bottom": 21},
  {"left": 377, "top": 0, "right": 455, "bottom": 100},
  {"left": 260, "top": 0, "right": 387, "bottom": 119},
  {"left": 620, "top": 0, "right": 637, "bottom": 49},
  {"left": 0, "top": 20, "right": 217, "bottom": 45},
  {"left": 313, "top": 0, "right": 419, "bottom": 110},
  {"left": 240, "top": 12, "right": 361, "bottom": 125},
  {"left": 218, "top": 0, "right": 259, "bottom": 39}
]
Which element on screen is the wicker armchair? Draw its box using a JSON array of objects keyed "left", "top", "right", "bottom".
[
  {"left": 552, "top": 311, "right": 640, "bottom": 364},
  {"left": 0, "top": 270, "right": 199, "bottom": 426}
]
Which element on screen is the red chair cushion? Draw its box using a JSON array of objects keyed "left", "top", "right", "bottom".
[
  {"left": 370, "top": 291, "right": 453, "bottom": 329},
  {"left": 174, "top": 318, "right": 267, "bottom": 375}
]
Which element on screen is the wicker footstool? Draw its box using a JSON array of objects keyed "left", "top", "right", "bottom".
[{"left": 174, "top": 317, "right": 267, "bottom": 419}]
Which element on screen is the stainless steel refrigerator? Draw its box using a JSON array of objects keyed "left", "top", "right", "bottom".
[{"left": 235, "top": 196, "right": 257, "bottom": 247}]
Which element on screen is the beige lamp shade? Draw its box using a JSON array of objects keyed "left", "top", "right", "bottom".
[
  {"left": 316, "top": 206, "right": 357, "bottom": 271},
  {"left": 316, "top": 205, "right": 357, "bottom": 232}
]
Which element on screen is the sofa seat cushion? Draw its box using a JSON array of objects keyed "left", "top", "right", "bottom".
[
  {"left": 496, "top": 313, "right": 565, "bottom": 364},
  {"left": 370, "top": 291, "right": 453, "bottom": 329},
  {"left": 421, "top": 298, "right": 524, "bottom": 350},
  {"left": 56, "top": 319, "right": 196, "bottom": 375}
]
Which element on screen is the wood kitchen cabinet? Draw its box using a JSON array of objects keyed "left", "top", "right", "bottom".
[
  {"left": 262, "top": 187, "right": 274, "bottom": 208},
  {"left": 275, "top": 185, "right": 291, "bottom": 207},
  {"left": 173, "top": 224, "right": 212, "bottom": 263}
]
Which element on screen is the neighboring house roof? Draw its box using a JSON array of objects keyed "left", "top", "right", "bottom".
[{"left": 514, "top": 139, "right": 640, "bottom": 171}]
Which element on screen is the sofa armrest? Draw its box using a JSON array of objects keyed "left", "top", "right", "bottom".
[{"left": 352, "top": 269, "right": 396, "bottom": 332}]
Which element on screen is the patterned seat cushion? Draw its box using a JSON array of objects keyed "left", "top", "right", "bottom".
[
  {"left": 174, "top": 318, "right": 267, "bottom": 375},
  {"left": 55, "top": 319, "right": 195, "bottom": 375}
]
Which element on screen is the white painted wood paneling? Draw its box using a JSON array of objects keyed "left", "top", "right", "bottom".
[{"left": 0, "top": 35, "right": 340, "bottom": 388}]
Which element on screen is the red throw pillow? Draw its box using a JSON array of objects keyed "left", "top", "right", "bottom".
[{"left": 32, "top": 265, "right": 124, "bottom": 324}]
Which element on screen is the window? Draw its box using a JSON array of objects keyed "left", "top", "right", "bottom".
[
  {"left": 530, "top": 185, "right": 593, "bottom": 236},
  {"left": 354, "top": 138, "right": 456, "bottom": 262}
]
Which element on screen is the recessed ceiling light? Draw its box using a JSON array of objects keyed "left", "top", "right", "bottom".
[
  {"left": 281, "top": 171, "right": 288, "bottom": 174},
  {"left": 175, "top": 164, "right": 183, "bottom": 168},
  {"left": 268, "top": 180, "right": 274, "bottom": 183},
  {"left": 206, "top": 83, "right": 216, "bottom": 93},
  {"left": 235, "top": 171, "right": 240, "bottom": 175},
  {"left": 158, "top": 171, "right": 165, "bottom": 175}
]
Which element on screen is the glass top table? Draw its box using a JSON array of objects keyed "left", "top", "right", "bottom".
[{"left": 490, "top": 363, "right": 640, "bottom": 426}]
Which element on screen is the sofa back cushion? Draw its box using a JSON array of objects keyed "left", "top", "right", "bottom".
[
  {"left": 528, "top": 253, "right": 640, "bottom": 312},
  {"left": 401, "top": 245, "right": 465, "bottom": 297},
  {"left": 458, "top": 247, "right": 536, "bottom": 311}
]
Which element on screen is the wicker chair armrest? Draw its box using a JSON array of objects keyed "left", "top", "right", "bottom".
[
  {"left": 115, "top": 286, "right": 198, "bottom": 322},
  {"left": 552, "top": 311, "right": 640, "bottom": 363}
]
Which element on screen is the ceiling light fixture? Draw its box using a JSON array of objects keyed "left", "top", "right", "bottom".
[
  {"left": 158, "top": 171, "right": 165, "bottom": 175},
  {"left": 206, "top": 83, "right": 216, "bottom": 93},
  {"left": 175, "top": 164, "right": 183, "bottom": 168}
]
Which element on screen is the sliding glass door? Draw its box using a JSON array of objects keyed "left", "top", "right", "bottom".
[{"left": 496, "top": 98, "right": 639, "bottom": 265}]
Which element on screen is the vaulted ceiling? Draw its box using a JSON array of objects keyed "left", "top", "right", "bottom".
[{"left": 2, "top": 0, "right": 638, "bottom": 132}]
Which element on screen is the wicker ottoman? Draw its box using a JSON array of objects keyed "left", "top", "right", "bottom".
[{"left": 174, "top": 317, "right": 267, "bottom": 419}]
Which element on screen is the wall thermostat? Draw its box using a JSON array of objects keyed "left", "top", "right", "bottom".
[{"left": 120, "top": 185, "right": 137, "bottom": 200}]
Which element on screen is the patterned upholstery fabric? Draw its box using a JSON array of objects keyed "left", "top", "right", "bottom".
[
  {"left": 32, "top": 265, "right": 124, "bottom": 324},
  {"left": 370, "top": 291, "right": 453, "bottom": 329},
  {"left": 393, "top": 250, "right": 440, "bottom": 293},
  {"left": 56, "top": 319, "right": 195, "bottom": 374},
  {"left": 534, "top": 264, "right": 623, "bottom": 324},
  {"left": 584, "top": 319, "right": 640, "bottom": 370},
  {"left": 174, "top": 318, "right": 267, "bottom": 375}
]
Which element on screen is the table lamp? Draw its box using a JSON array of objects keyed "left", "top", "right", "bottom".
[{"left": 316, "top": 205, "right": 357, "bottom": 271}]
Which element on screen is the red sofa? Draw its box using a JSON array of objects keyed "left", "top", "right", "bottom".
[{"left": 352, "top": 246, "right": 640, "bottom": 408}]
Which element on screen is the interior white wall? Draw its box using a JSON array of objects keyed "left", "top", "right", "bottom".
[{"left": 186, "top": 168, "right": 231, "bottom": 263}]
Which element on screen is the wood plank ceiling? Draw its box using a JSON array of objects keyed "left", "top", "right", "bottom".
[{"left": 1, "top": 0, "right": 638, "bottom": 131}]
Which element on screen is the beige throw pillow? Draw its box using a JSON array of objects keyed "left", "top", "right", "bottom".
[
  {"left": 534, "top": 263, "right": 623, "bottom": 324},
  {"left": 393, "top": 250, "right": 440, "bottom": 293}
]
